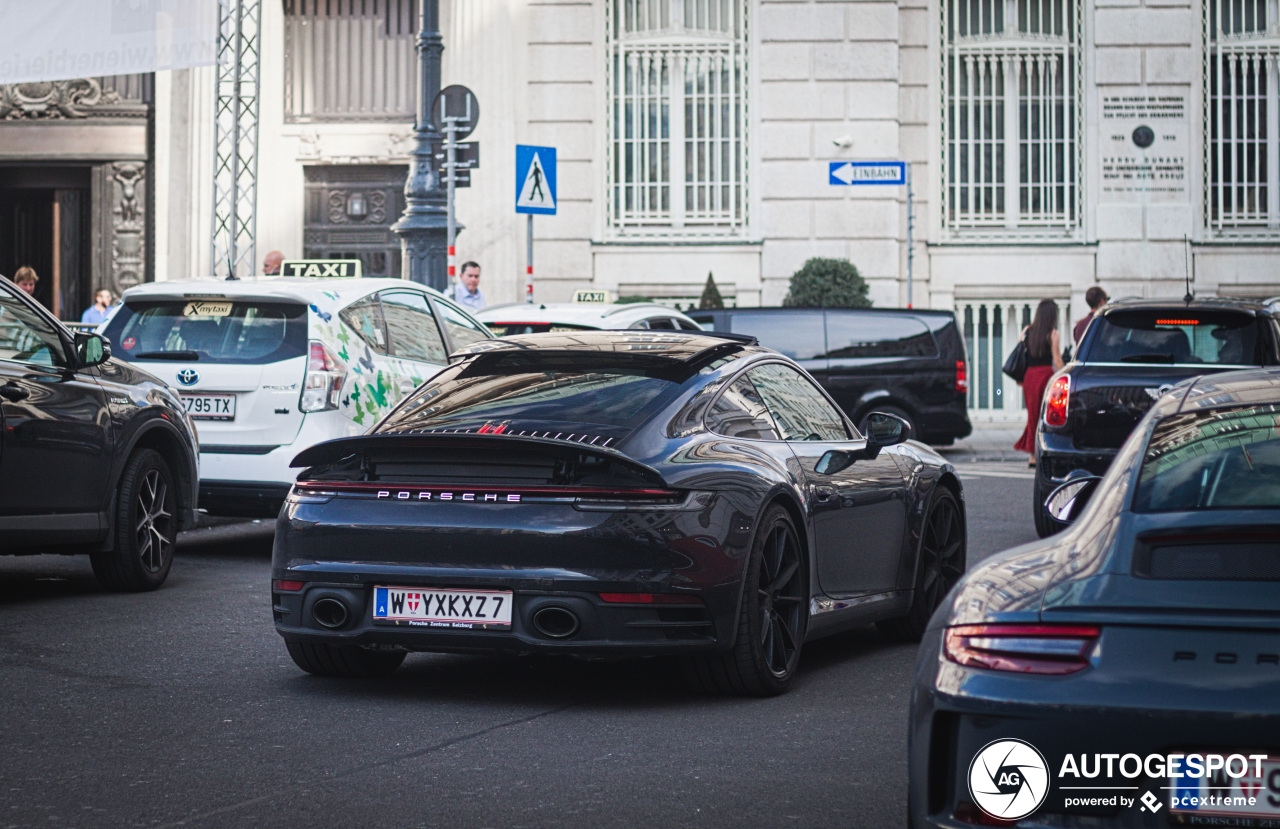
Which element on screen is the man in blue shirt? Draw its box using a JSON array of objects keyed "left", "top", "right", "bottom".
[
  {"left": 81, "top": 288, "right": 117, "bottom": 327},
  {"left": 450, "top": 261, "right": 485, "bottom": 310}
]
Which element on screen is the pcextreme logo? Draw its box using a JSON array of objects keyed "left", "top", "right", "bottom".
[{"left": 968, "top": 739, "right": 1051, "bottom": 820}]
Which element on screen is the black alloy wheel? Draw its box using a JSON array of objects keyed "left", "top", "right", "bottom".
[
  {"left": 684, "top": 505, "right": 807, "bottom": 696},
  {"left": 286, "top": 640, "right": 407, "bottom": 678},
  {"left": 878, "top": 488, "right": 965, "bottom": 642},
  {"left": 91, "top": 449, "right": 177, "bottom": 592}
]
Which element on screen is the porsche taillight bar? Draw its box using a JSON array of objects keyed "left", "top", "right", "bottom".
[{"left": 293, "top": 481, "right": 681, "bottom": 500}]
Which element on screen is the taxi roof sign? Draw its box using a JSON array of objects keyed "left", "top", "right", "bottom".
[
  {"left": 280, "top": 259, "right": 363, "bottom": 278},
  {"left": 572, "top": 289, "right": 612, "bottom": 304}
]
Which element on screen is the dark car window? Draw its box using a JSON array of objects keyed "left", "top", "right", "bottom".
[
  {"left": 104, "top": 300, "right": 307, "bottom": 364},
  {"left": 731, "top": 312, "right": 826, "bottom": 361},
  {"left": 0, "top": 284, "right": 66, "bottom": 367},
  {"left": 434, "top": 299, "right": 490, "bottom": 351},
  {"left": 706, "top": 374, "right": 781, "bottom": 440},
  {"left": 747, "top": 363, "right": 849, "bottom": 441},
  {"left": 1135, "top": 403, "right": 1280, "bottom": 511},
  {"left": 825, "top": 314, "right": 937, "bottom": 359},
  {"left": 379, "top": 291, "right": 447, "bottom": 364},
  {"left": 391, "top": 365, "right": 680, "bottom": 433},
  {"left": 677, "top": 319, "right": 702, "bottom": 331},
  {"left": 1087, "top": 310, "right": 1265, "bottom": 366},
  {"left": 340, "top": 296, "right": 391, "bottom": 355}
]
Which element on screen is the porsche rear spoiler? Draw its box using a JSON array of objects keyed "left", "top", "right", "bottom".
[{"left": 290, "top": 430, "right": 665, "bottom": 484}]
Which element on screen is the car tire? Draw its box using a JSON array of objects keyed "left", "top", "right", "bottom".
[
  {"left": 91, "top": 449, "right": 177, "bottom": 592},
  {"left": 1032, "top": 471, "right": 1058, "bottom": 538},
  {"left": 878, "top": 488, "right": 965, "bottom": 642},
  {"left": 285, "top": 640, "right": 407, "bottom": 678},
  {"left": 683, "top": 505, "right": 807, "bottom": 697},
  {"left": 861, "top": 405, "right": 917, "bottom": 442}
]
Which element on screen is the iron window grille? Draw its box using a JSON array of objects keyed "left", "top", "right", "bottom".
[
  {"left": 605, "top": 0, "right": 749, "bottom": 237},
  {"left": 1205, "top": 0, "right": 1280, "bottom": 238},
  {"left": 283, "top": 0, "right": 418, "bottom": 123},
  {"left": 941, "top": 0, "right": 1082, "bottom": 239}
]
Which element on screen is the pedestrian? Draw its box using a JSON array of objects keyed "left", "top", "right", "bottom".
[
  {"left": 451, "top": 261, "right": 485, "bottom": 310},
  {"left": 81, "top": 288, "right": 117, "bottom": 326},
  {"left": 1073, "top": 285, "right": 1108, "bottom": 344},
  {"left": 263, "top": 250, "right": 284, "bottom": 276},
  {"left": 14, "top": 265, "right": 39, "bottom": 296},
  {"left": 1014, "top": 299, "right": 1065, "bottom": 467}
]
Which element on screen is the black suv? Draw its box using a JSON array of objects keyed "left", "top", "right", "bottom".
[
  {"left": 1035, "top": 296, "right": 1280, "bottom": 535},
  {"left": 688, "top": 307, "right": 972, "bottom": 445},
  {"left": 0, "top": 277, "right": 199, "bottom": 590}
]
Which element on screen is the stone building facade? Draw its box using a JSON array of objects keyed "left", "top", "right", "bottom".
[{"left": 25, "top": 0, "right": 1274, "bottom": 421}]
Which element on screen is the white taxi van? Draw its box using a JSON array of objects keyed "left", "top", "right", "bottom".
[{"left": 100, "top": 262, "right": 492, "bottom": 515}]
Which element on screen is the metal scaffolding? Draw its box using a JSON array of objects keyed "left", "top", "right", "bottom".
[{"left": 211, "top": 0, "right": 262, "bottom": 279}]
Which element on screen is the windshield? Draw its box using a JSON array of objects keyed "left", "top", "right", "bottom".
[
  {"left": 1086, "top": 310, "right": 1265, "bottom": 366},
  {"left": 1134, "top": 403, "right": 1280, "bottom": 511},
  {"left": 103, "top": 300, "right": 308, "bottom": 364}
]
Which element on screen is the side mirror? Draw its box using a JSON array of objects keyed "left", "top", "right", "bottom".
[
  {"left": 816, "top": 449, "right": 854, "bottom": 476},
  {"left": 864, "top": 411, "right": 909, "bottom": 446},
  {"left": 1044, "top": 476, "right": 1102, "bottom": 525},
  {"left": 75, "top": 332, "right": 111, "bottom": 368}
]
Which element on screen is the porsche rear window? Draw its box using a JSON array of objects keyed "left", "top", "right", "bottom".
[
  {"left": 386, "top": 366, "right": 683, "bottom": 434},
  {"left": 1086, "top": 310, "right": 1264, "bottom": 366},
  {"left": 1134, "top": 404, "right": 1280, "bottom": 511},
  {"left": 103, "top": 300, "right": 308, "bottom": 364}
]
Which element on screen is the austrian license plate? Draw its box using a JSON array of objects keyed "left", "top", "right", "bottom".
[
  {"left": 1170, "top": 754, "right": 1280, "bottom": 823},
  {"left": 180, "top": 393, "right": 236, "bottom": 421},
  {"left": 372, "top": 586, "right": 513, "bottom": 630}
]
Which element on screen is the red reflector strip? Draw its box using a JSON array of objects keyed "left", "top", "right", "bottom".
[
  {"left": 273, "top": 580, "right": 305, "bottom": 592},
  {"left": 1156, "top": 319, "right": 1199, "bottom": 325},
  {"left": 598, "top": 592, "right": 703, "bottom": 605},
  {"left": 294, "top": 481, "right": 680, "bottom": 499}
]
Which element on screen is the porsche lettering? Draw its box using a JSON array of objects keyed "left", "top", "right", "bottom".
[{"left": 375, "top": 490, "right": 521, "bottom": 502}]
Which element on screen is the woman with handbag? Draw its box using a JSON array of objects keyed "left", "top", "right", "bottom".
[{"left": 1013, "top": 299, "right": 1065, "bottom": 466}]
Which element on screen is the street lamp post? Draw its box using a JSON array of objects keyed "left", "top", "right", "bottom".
[{"left": 392, "top": 0, "right": 447, "bottom": 290}]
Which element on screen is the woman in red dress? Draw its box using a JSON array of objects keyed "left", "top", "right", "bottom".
[{"left": 1014, "top": 299, "right": 1065, "bottom": 466}]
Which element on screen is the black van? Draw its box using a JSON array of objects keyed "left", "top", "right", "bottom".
[{"left": 688, "top": 307, "right": 972, "bottom": 445}]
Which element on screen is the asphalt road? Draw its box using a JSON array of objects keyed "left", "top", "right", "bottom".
[{"left": 0, "top": 463, "right": 1037, "bottom": 829}]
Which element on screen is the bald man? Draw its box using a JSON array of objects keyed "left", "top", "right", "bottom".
[{"left": 263, "top": 250, "right": 284, "bottom": 275}]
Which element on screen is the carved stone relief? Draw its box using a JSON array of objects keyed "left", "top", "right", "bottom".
[
  {"left": 0, "top": 78, "right": 122, "bottom": 120},
  {"left": 95, "top": 161, "right": 147, "bottom": 296}
]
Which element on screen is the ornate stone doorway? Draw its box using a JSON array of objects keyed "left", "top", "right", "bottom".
[{"left": 0, "top": 166, "right": 92, "bottom": 320}]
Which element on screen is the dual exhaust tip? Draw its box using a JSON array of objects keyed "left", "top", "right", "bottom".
[{"left": 312, "top": 596, "right": 581, "bottom": 639}]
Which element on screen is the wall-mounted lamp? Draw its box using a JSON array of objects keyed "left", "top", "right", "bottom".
[{"left": 346, "top": 192, "right": 368, "bottom": 220}]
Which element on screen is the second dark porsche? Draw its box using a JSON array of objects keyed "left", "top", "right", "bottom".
[{"left": 271, "top": 331, "right": 965, "bottom": 695}]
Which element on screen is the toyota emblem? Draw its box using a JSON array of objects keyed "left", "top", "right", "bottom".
[{"left": 177, "top": 368, "right": 200, "bottom": 386}]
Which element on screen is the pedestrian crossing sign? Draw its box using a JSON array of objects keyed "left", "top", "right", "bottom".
[{"left": 515, "top": 144, "right": 556, "bottom": 215}]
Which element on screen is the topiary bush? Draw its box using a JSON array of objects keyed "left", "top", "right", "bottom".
[{"left": 782, "top": 258, "right": 872, "bottom": 308}]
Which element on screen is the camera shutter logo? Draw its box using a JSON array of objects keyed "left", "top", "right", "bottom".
[
  {"left": 177, "top": 369, "right": 200, "bottom": 387},
  {"left": 968, "top": 739, "right": 1051, "bottom": 820}
]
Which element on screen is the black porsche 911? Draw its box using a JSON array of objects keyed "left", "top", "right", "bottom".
[
  {"left": 910, "top": 367, "right": 1280, "bottom": 827},
  {"left": 271, "top": 331, "right": 965, "bottom": 695}
]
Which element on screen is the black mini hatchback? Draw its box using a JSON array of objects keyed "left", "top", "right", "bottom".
[
  {"left": 0, "top": 277, "right": 199, "bottom": 590},
  {"left": 1034, "top": 296, "right": 1280, "bottom": 535}
]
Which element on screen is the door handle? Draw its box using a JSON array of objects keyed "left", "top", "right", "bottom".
[
  {"left": 0, "top": 382, "right": 29, "bottom": 402},
  {"left": 814, "top": 484, "right": 836, "bottom": 502}
]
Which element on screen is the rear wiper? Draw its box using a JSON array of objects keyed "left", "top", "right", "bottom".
[
  {"left": 132, "top": 350, "right": 199, "bottom": 360},
  {"left": 1120, "top": 353, "right": 1174, "bottom": 363}
]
